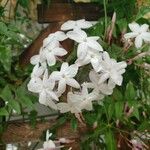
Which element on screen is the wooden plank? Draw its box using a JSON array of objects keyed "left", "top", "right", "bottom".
[{"left": 37, "top": 3, "right": 102, "bottom": 23}]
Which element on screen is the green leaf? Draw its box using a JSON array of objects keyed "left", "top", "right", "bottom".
[
  {"left": 115, "top": 101, "right": 124, "bottom": 119},
  {"left": 105, "top": 129, "right": 116, "bottom": 150},
  {"left": 117, "top": 18, "right": 127, "bottom": 32},
  {"left": 128, "top": 101, "right": 140, "bottom": 120},
  {"left": 125, "top": 82, "right": 136, "bottom": 100},
  {"left": 138, "top": 120, "right": 150, "bottom": 131},
  {"left": 136, "top": 6, "right": 150, "bottom": 21},
  {"left": 16, "top": 86, "right": 34, "bottom": 109},
  {"left": 112, "top": 88, "right": 123, "bottom": 101},
  {"left": 108, "top": 104, "right": 114, "bottom": 119},
  {"left": 0, "top": 22, "right": 7, "bottom": 34},
  {"left": 0, "top": 85, "right": 13, "bottom": 102},
  {"left": 8, "top": 100, "right": 21, "bottom": 114},
  {"left": 29, "top": 110, "right": 37, "bottom": 128},
  {"left": 71, "top": 117, "right": 78, "bottom": 131},
  {"left": 0, "top": 46, "right": 12, "bottom": 72},
  {"left": 0, "top": 108, "right": 9, "bottom": 116},
  {"left": 18, "top": 0, "right": 29, "bottom": 9}
]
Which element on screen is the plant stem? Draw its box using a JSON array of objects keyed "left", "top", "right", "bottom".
[{"left": 103, "top": 0, "right": 107, "bottom": 32}]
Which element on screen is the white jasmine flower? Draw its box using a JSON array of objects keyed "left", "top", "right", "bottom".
[
  {"left": 31, "top": 64, "right": 45, "bottom": 79},
  {"left": 75, "top": 49, "right": 102, "bottom": 72},
  {"left": 43, "top": 31, "right": 67, "bottom": 47},
  {"left": 44, "top": 41, "right": 67, "bottom": 66},
  {"left": 61, "top": 19, "right": 93, "bottom": 31},
  {"left": 87, "top": 70, "right": 115, "bottom": 95},
  {"left": 30, "top": 41, "right": 67, "bottom": 67},
  {"left": 98, "top": 52, "right": 127, "bottom": 86},
  {"left": 124, "top": 22, "right": 150, "bottom": 48},
  {"left": 27, "top": 70, "right": 58, "bottom": 110},
  {"left": 67, "top": 29, "right": 103, "bottom": 59},
  {"left": 57, "top": 85, "right": 97, "bottom": 113},
  {"left": 30, "top": 48, "right": 47, "bottom": 67},
  {"left": 50, "top": 62, "right": 80, "bottom": 94}
]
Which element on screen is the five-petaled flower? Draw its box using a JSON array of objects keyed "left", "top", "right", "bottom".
[
  {"left": 124, "top": 22, "right": 150, "bottom": 48},
  {"left": 50, "top": 62, "right": 80, "bottom": 95},
  {"left": 28, "top": 69, "right": 59, "bottom": 110}
]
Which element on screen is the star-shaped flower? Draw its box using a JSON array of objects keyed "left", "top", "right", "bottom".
[
  {"left": 98, "top": 52, "right": 127, "bottom": 86},
  {"left": 30, "top": 41, "right": 67, "bottom": 67},
  {"left": 86, "top": 70, "right": 116, "bottom": 95},
  {"left": 124, "top": 22, "right": 150, "bottom": 48},
  {"left": 27, "top": 69, "right": 59, "bottom": 109},
  {"left": 61, "top": 19, "right": 93, "bottom": 31},
  {"left": 57, "top": 85, "right": 98, "bottom": 113},
  {"left": 67, "top": 29, "right": 103, "bottom": 59},
  {"left": 31, "top": 64, "right": 45, "bottom": 79},
  {"left": 43, "top": 31, "right": 67, "bottom": 47},
  {"left": 50, "top": 62, "right": 80, "bottom": 94},
  {"left": 75, "top": 48, "right": 103, "bottom": 72}
]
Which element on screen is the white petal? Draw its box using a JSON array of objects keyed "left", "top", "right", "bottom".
[
  {"left": 55, "top": 31, "right": 67, "bottom": 41},
  {"left": 102, "top": 51, "right": 111, "bottom": 64},
  {"left": 141, "top": 32, "right": 150, "bottom": 42},
  {"left": 140, "top": 24, "right": 149, "bottom": 32},
  {"left": 43, "top": 140, "right": 56, "bottom": 149},
  {"left": 91, "top": 58, "right": 101, "bottom": 72},
  {"left": 47, "top": 91, "right": 59, "bottom": 101},
  {"left": 75, "top": 56, "right": 90, "bottom": 67},
  {"left": 66, "top": 78, "right": 80, "bottom": 89},
  {"left": 50, "top": 71, "right": 62, "bottom": 81},
  {"left": 65, "top": 64, "right": 78, "bottom": 78},
  {"left": 124, "top": 32, "right": 138, "bottom": 39},
  {"left": 129, "top": 23, "right": 140, "bottom": 32},
  {"left": 135, "top": 36, "right": 143, "bottom": 48},
  {"left": 67, "top": 30, "right": 87, "bottom": 43},
  {"left": 61, "top": 20, "right": 76, "bottom": 31},
  {"left": 60, "top": 62, "right": 69, "bottom": 73},
  {"left": 53, "top": 47, "right": 67, "bottom": 56},
  {"left": 98, "top": 73, "right": 110, "bottom": 84},
  {"left": 77, "top": 43, "right": 88, "bottom": 59},
  {"left": 47, "top": 99, "right": 58, "bottom": 110},
  {"left": 89, "top": 70, "right": 100, "bottom": 84},
  {"left": 43, "top": 69, "right": 49, "bottom": 84},
  {"left": 80, "top": 100, "right": 93, "bottom": 111},
  {"left": 46, "top": 53, "right": 56, "bottom": 66},
  {"left": 30, "top": 55, "right": 40, "bottom": 65},
  {"left": 87, "top": 39, "right": 103, "bottom": 51},
  {"left": 27, "top": 78, "right": 43, "bottom": 93},
  {"left": 87, "top": 36, "right": 99, "bottom": 41},
  {"left": 39, "top": 91, "right": 47, "bottom": 105},
  {"left": 58, "top": 78, "right": 66, "bottom": 94},
  {"left": 77, "top": 19, "right": 93, "bottom": 29},
  {"left": 57, "top": 103, "right": 70, "bottom": 113}
]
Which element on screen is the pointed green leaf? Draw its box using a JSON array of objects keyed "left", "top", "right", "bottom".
[
  {"left": 0, "top": 46, "right": 11, "bottom": 72},
  {"left": 125, "top": 82, "right": 136, "bottom": 100},
  {"left": 8, "top": 100, "right": 21, "bottom": 114},
  {"left": 0, "top": 85, "right": 13, "bottom": 102},
  {"left": 115, "top": 101, "right": 124, "bottom": 119},
  {"left": 0, "top": 108, "right": 9, "bottom": 116}
]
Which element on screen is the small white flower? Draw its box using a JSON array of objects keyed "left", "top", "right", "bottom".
[
  {"left": 57, "top": 85, "right": 98, "bottom": 113},
  {"left": 75, "top": 48, "right": 102, "bottom": 72},
  {"left": 31, "top": 64, "right": 45, "bottom": 79},
  {"left": 124, "top": 22, "right": 150, "bottom": 48},
  {"left": 87, "top": 70, "right": 116, "bottom": 95},
  {"left": 43, "top": 31, "right": 67, "bottom": 47},
  {"left": 50, "top": 62, "right": 80, "bottom": 94},
  {"left": 27, "top": 69, "right": 58, "bottom": 110},
  {"left": 61, "top": 19, "right": 93, "bottom": 31},
  {"left": 98, "top": 52, "right": 127, "bottom": 86},
  {"left": 30, "top": 41, "right": 67, "bottom": 67},
  {"left": 67, "top": 29, "right": 103, "bottom": 59}
]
